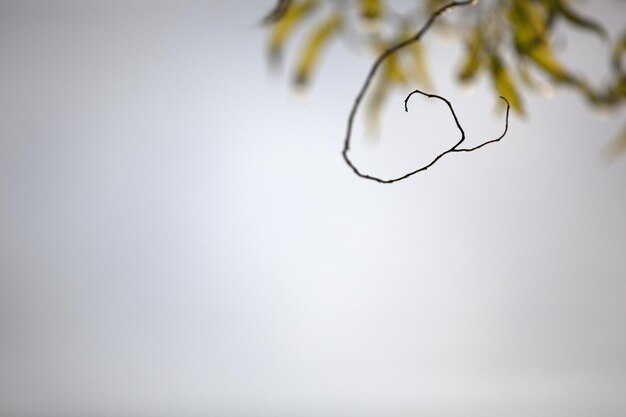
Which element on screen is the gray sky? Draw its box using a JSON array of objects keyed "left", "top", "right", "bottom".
[{"left": 1, "top": 1, "right": 626, "bottom": 416}]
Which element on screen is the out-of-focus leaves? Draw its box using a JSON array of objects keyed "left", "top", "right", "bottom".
[
  {"left": 613, "top": 32, "right": 626, "bottom": 74},
  {"left": 294, "top": 14, "right": 343, "bottom": 86},
  {"left": 542, "top": 0, "right": 558, "bottom": 30},
  {"left": 509, "top": 0, "right": 547, "bottom": 49},
  {"left": 457, "top": 30, "right": 483, "bottom": 83},
  {"left": 365, "top": 75, "right": 390, "bottom": 135},
  {"left": 384, "top": 53, "right": 408, "bottom": 84},
  {"left": 509, "top": 0, "right": 569, "bottom": 82},
  {"left": 554, "top": 0, "right": 607, "bottom": 40},
  {"left": 359, "top": 0, "right": 383, "bottom": 21},
  {"left": 426, "top": 0, "right": 448, "bottom": 13},
  {"left": 371, "top": 40, "right": 408, "bottom": 84},
  {"left": 490, "top": 55, "right": 525, "bottom": 113},
  {"left": 527, "top": 44, "right": 570, "bottom": 81},
  {"left": 268, "top": 0, "right": 319, "bottom": 60},
  {"left": 263, "top": 0, "right": 623, "bottom": 130},
  {"left": 517, "top": 58, "right": 538, "bottom": 88},
  {"left": 607, "top": 125, "right": 626, "bottom": 159},
  {"left": 262, "top": 0, "right": 293, "bottom": 25},
  {"left": 365, "top": 40, "right": 423, "bottom": 134},
  {"left": 409, "top": 42, "right": 434, "bottom": 90},
  {"left": 617, "top": 78, "right": 626, "bottom": 98},
  {"left": 364, "top": 35, "right": 435, "bottom": 134}
]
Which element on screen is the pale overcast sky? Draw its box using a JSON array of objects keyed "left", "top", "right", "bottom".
[{"left": 1, "top": 1, "right": 626, "bottom": 416}]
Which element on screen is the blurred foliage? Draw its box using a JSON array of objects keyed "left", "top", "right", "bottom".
[{"left": 263, "top": 0, "right": 626, "bottom": 149}]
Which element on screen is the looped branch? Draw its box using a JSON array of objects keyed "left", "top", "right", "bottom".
[{"left": 342, "top": 0, "right": 512, "bottom": 184}]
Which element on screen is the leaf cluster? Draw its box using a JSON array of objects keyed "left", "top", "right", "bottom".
[{"left": 264, "top": 0, "right": 625, "bottom": 133}]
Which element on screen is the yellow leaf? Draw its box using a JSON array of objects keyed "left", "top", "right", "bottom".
[
  {"left": 509, "top": 0, "right": 548, "bottom": 49},
  {"left": 607, "top": 125, "right": 626, "bottom": 159},
  {"left": 527, "top": 44, "right": 569, "bottom": 81},
  {"left": 365, "top": 75, "right": 390, "bottom": 137},
  {"left": 359, "top": 0, "right": 383, "bottom": 20},
  {"left": 385, "top": 53, "right": 407, "bottom": 84},
  {"left": 509, "top": 1, "right": 570, "bottom": 82},
  {"left": 613, "top": 32, "right": 626, "bottom": 73},
  {"left": 516, "top": 58, "right": 537, "bottom": 88},
  {"left": 294, "top": 14, "right": 343, "bottom": 86},
  {"left": 409, "top": 42, "right": 434, "bottom": 90},
  {"left": 457, "top": 30, "right": 483, "bottom": 83},
  {"left": 490, "top": 55, "right": 525, "bottom": 114},
  {"left": 372, "top": 41, "right": 408, "bottom": 84},
  {"left": 268, "top": 0, "right": 319, "bottom": 60},
  {"left": 262, "top": 0, "right": 293, "bottom": 25}
]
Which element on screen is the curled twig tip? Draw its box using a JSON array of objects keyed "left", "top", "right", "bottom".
[{"left": 342, "top": 0, "right": 511, "bottom": 184}]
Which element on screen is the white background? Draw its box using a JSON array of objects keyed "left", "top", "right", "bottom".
[{"left": 1, "top": 1, "right": 626, "bottom": 416}]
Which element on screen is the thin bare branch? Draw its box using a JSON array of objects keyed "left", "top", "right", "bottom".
[{"left": 342, "top": 0, "right": 512, "bottom": 183}]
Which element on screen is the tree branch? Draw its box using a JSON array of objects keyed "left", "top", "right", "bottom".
[{"left": 342, "top": 0, "right": 512, "bottom": 184}]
